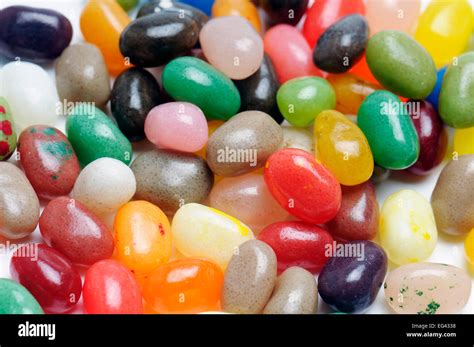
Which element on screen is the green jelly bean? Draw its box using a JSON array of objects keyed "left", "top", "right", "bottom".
[
  {"left": 66, "top": 105, "right": 132, "bottom": 167},
  {"left": 0, "top": 97, "right": 17, "bottom": 161},
  {"left": 162, "top": 57, "right": 241, "bottom": 121},
  {"left": 0, "top": 279, "right": 43, "bottom": 314},
  {"left": 117, "top": 0, "right": 138, "bottom": 12},
  {"left": 366, "top": 30, "right": 437, "bottom": 99},
  {"left": 439, "top": 52, "right": 474, "bottom": 128},
  {"left": 277, "top": 77, "right": 336, "bottom": 127},
  {"left": 357, "top": 90, "right": 419, "bottom": 170}
]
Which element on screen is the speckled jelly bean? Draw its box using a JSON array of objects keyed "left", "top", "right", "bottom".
[
  {"left": 318, "top": 241, "right": 387, "bottom": 313},
  {"left": 71, "top": 158, "right": 136, "bottom": 214},
  {"left": 0, "top": 163, "right": 40, "bottom": 240},
  {"left": 277, "top": 77, "right": 336, "bottom": 127},
  {"left": 466, "top": 229, "right": 474, "bottom": 267},
  {"left": 39, "top": 197, "right": 114, "bottom": 266},
  {"left": 83, "top": 259, "right": 143, "bottom": 314},
  {"left": 366, "top": 0, "right": 420, "bottom": 36},
  {"left": 212, "top": 0, "right": 261, "bottom": 32},
  {"left": 380, "top": 190, "right": 437, "bottom": 265},
  {"left": 366, "top": 30, "right": 437, "bottom": 99},
  {"left": 18, "top": 126, "right": 80, "bottom": 200},
  {"left": 426, "top": 67, "right": 447, "bottom": 111},
  {"left": 162, "top": 56, "right": 241, "bottom": 120},
  {"left": 206, "top": 111, "right": 283, "bottom": 176},
  {"left": 0, "top": 6, "right": 72, "bottom": 62},
  {"left": 263, "top": 266, "right": 318, "bottom": 314},
  {"left": 131, "top": 149, "right": 214, "bottom": 215},
  {"left": 280, "top": 125, "right": 314, "bottom": 154},
  {"left": 114, "top": 200, "right": 172, "bottom": 275},
  {"left": 454, "top": 128, "right": 474, "bottom": 155},
  {"left": 0, "top": 97, "right": 16, "bottom": 161},
  {"left": 385, "top": 263, "right": 472, "bottom": 314},
  {"left": 66, "top": 105, "right": 132, "bottom": 166},
  {"left": 222, "top": 240, "right": 277, "bottom": 314},
  {"left": 431, "top": 155, "right": 474, "bottom": 236},
  {"left": 172, "top": 203, "right": 254, "bottom": 269},
  {"left": 0, "top": 279, "right": 43, "bottom": 314},
  {"left": 357, "top": 91, "right": 419, "bottom": 170},
  {"left": 143, "top": 259, "right": 223, "bottom": 314},
  {"left": 258, "top": 221, "right": 333, "bottom": 274},
  {"left": 11, "top": 244, "right": 82, "bottom": 313},
  {"left": 264, "top": 148, "right": 341, "bottom": 224},
  {"left": 260, "top": 0, "right": 308, "bottom": 26}
]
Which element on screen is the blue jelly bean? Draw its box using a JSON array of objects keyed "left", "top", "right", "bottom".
[
  {"left": 178, "top": 0, "right": 214, "bottom": 15},
  {"left": 426, "top": 67, "right": 447, "bottom": 110}
]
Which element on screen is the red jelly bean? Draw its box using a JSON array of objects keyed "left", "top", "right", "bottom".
[
  {"left": 10, "top": 244, "right": 82, "bottom": 313},
  {"left": 264, "top": 148, "right": 341, "bottom": 224},
  {"left": 303, "top": 0, "right": 365, "bottom": 49},
  {"left": 39, "top": 197, "right": 114, "bottom": 266},
  {"left": 83, "top": 259, "right": 143, "bottom": 314},
  {"left": 258, "top": 221, "right": 333, "bottom": 274}
]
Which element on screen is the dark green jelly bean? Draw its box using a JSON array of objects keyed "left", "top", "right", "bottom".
[{"left": 0, "top": 279, "right": 43, "bottom": 314}]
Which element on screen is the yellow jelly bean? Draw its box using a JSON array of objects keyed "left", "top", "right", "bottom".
[
  {"left": 314, "top": 110, "right": 374, "bottom": 186},
  {"left": 465, "top": 229, "right": 474, "bottom": 267},
  {"left": 415, "top": 0, "right": 474, "bottom": 67},
  {"left": 380, "top": 190, "right": 438, "bottom": 265},
  {"left": 171, "top": 203, "right": 254, "bottom": 269},
  {"left": 454, "top": 127, "right": 474, "bottom": 155}
]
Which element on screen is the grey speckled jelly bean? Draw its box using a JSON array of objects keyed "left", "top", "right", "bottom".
[
  {"left": 222, "top": 240, "right": 277, "bottom": 314},
  {"left": 131, "top": 149, "right": 214, "bottom": 215},
  {"left": 263, "top": 266, "right": 318, "bottom": 314},
  {"left": 206, "top": 111, "right": 283, "bottom": 177}
]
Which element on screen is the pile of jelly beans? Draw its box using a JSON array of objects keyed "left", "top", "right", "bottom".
[{"left": 0, "top": 0, "right": 473, "bottom": 315}]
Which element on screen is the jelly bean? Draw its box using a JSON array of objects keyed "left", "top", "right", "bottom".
[
  {"left": 200, "top": 17, "right": 263, "bottom": 80},
  {"left": 425, "top": 67, "right": 447, "bottom": 111},
  {"left": 366, "top": 30, "right": 437, "bottom": 99},
  {"left": 195, "top": 120, "right": 224, "bottom": 159},
  {"left": 234, "top": 55, "right": 283, "bottom": 124},
  {"left": 0, "top": 279, "right": 43, "bottom": 314},
  {"left": 280, "top": 125, "right": 314, "bottom": 154},
  {"left": 209, "top": 173, "right": 289, "bottom": 234},
  {"left": 172, "top": 203, "right": 254, "bottom": 269},
  {"left": 0, "top": 163, "right": 40, "bottom": 239},
  {"left": 145, "top": 102, "right": 208, "bottom": 152},
  {"left": 264, "top": 25, "right": 322, "bottom": 84},
  {"left": 277, "top": 77, "right": 336, "bottom": 127},
  {"left": 117, "top": 0, "right": 138, "bottom": 11},
  {"left": 143, "top": 259, "right": 223, "bottom": 314},
  {"left": 132, "top": 150, "right": 214, "bottom": 215},
  {"left": 72, "top": 158, "right": 136, "bottom": 214},
  {"left": 120, "top": 12, "right": 199, "bottom": 68},
  {"left": 406, "top": 100, "right": 447, "bottom": 175},
  {"left": 259, "top": 0, "right": 308, "bottom": 26},
  {"left": 264, "top": 148, "right": 341, "bottom": 224},
  {"left": 349, "top": 52, "right": 379, "bottom": 85},
  {"left": 327, "top": 182, "right": 379, "bottom": 242},
  {"left": 212, "top": 0, "right": 261, "bottom": 32},
  {"left": 371, "top": 165, "right": 391, "bottom": 184},
  {"left": 380, "top": 190, "right": 437, "bottom": 265},
  {"left": 55, "top": 44, "right": 111, "bottom": 108},
  {"left": 206, "top": 111, "right": 283, "bottom": 176},
  {"left": 318, "top": 241, "right": 387, "bottom": 313},
  {"left": 303, "top": 0, "right": 366, "bottom": 48},
  {"left": 0, "top": 62, "right": 59, "bottom": 130},
  {"left": 357, "top": 91, "right": 419, "bottom": 170},
  {"left": 431, "top": 155, "right": 474, "bottom": 236},
  {"left": 384, "top": 263, "right": 472, "bottom": 314},
  {"left": 83, "top": 259, "right": 143, "bottom": 314},
  {"left": 258, "top": 221, "right": 333, "bottom": 274},
  {"left": 313, "top": 14, "right": 368, "bottom": 74},
  {"left": 39, "top": 197, "right": 114, "bottom": 266},
  {"left": 366, "top": 0, "right": 420, "bottom": 36},
  {"left": 114, "top": 200, "right": 172, "bottom": 275},
  {"left": 162, "top": 56, "right": 241, "bottom": 120},
  {"left": 179, "top": 0, "right": 214, "bottom": 16},
  {"left": 0, "top": 97, "right": 16, "bottom": 161},
  {"left": 80, "top": 0, "right": 131, "bottom": 76},
  {"left": 11, "top": 244, "right": 82, "bottom": 313},
  {"left": 439, "top": 52, "right": 474, "bottom": 129},
  {"left": 66, "top": 105, "right": 132, "bottom": 166},
  {"left": 454, "top": 128, "right": 474, "bottom": 156},
  {"left": 327, "top": 73, "right": 381, "bottom": 115},
  {"left": 415, "top": 0, "right": 474, "bottom": 68},
  {"left": 0, "top": 6, "right": 72, "bottom": 62},
  {"left": 222, "top": 240, "right": 277, "bottom": 313},
  {"left": 466, "top": 229, "right": 474, "bottom": 266},
  {"left": 314, "top": 110, "right": 374, "bottom": 186},
  {"left": 263, "top": 267, "right": 317, "bottom": 314},
  {"left": 18, "top": 125, "right": 80, "bottom": 200},
  {"left": 111, "top": 67, "right": 163, "bottom": 141}
]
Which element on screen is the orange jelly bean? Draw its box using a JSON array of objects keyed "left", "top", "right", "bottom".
[
  {"left": 349, "top": 52, "right": 378, "bottom": 85},
  {"left": 212, "top": 0, "right": 261, "bottom": 33},
  {"left": 80, "top": 0, "right": 131, "bottom": 76},
  {"left": 114, "top": 200, "right": 172, "bottom": 275},
  {"left": 143, "top": 258, "right": 224, "bottom": 314}
]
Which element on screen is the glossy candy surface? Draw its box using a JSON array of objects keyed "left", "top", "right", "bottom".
[
  {"left": 366, "top": 0, "right": 421, "bottom": 36},
  {"left": 212, "top": 0, "right": 261, "bottom": 32},
  {"left": 280, "top": 125, "right": 314, "bottom": 153},
  {"left": 426, "top": 67, "right": 447, "bottom": 111},
  {"left": 179, "top": 0, "right": 214, "bottom": 15},
  {"left": 454, "top": 128, "right": 474, "bottom": 155},
  {"left": 0, "top": 279, "right": 43, "bottom": 314},
  {"left": 466, "top": 229, "right": 474, "bottom": 266},
  {"left": 0, "top": 97, "right": 16, "bottom": 161}
]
